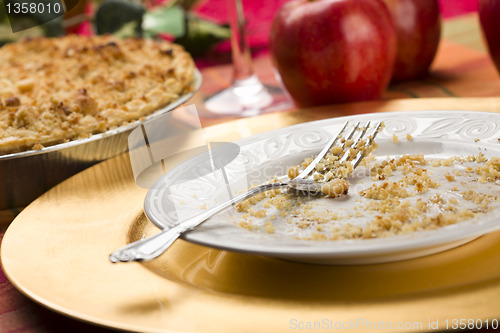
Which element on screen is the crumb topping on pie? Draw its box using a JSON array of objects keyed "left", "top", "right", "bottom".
[{"left": 0, "top": 35, "right": 195, "bottom": 154}]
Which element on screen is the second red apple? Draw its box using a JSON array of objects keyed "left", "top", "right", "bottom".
[
  {"left": 479, "top": 0, "right": 500, "bottom": 76},
  {"left": 381, "top": 0, "right": 441, "bottom": 81}
]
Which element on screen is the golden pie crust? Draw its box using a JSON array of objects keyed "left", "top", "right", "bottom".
[{"left": 0, "top": 35, "right": 195, "bottom": 155}]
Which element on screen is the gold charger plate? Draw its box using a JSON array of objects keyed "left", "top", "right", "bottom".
[{"left": 3, "top": 98, "right": 500, "bottom": 332}]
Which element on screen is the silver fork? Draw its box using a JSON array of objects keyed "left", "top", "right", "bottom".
[{"left": 109, "top": 121, "right": 381, "bottom": 263}]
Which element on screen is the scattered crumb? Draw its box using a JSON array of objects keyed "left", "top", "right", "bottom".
[
  {"left": 287, "top": 165, "right": 300, "bottom": 179},
  {"left": 238, "top": 221, "right": 254, "bottom": 230},
  {"left": 322, "top": 179, "right": 349, "bottom": 198},
  {"left": 265, "top": 221, "right": 275, "bottom": 233},
  {"left": 230, "top": 127, "right": 499, "bottom": 241}
]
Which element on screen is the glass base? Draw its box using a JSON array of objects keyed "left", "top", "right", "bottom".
[{"left": 200, "top": 76, "right": 292, "bottom": 118}]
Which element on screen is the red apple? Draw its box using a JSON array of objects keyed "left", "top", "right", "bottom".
[
  {"left": 269, "top": 0, "right": 396, "bottom": 107},
  {"left": 479, "top": 0, "right": 500, "bottom": 76},
  {"left": 381, "top": 0, "right": 441, "bottom": 81}
]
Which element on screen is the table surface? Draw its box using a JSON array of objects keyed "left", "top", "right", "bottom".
[{"left": 2, "top": 9, "right": 500, "bottom": 333}]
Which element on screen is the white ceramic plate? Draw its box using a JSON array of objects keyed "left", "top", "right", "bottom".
[{"left": 145, "top": 111, "right": 500, "bottom": 264}]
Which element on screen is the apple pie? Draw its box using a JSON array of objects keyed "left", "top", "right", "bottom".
[{"left": 0, "top": 35, "right": 196, "bottom": 155}]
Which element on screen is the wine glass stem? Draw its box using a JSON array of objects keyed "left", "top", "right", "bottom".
[{"left": 227, "top": 0, "right": 254, "bottom": 82}]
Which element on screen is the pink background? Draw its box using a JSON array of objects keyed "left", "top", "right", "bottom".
[{"left": 194, "top": 0, "right": 479, "bottom": 51}]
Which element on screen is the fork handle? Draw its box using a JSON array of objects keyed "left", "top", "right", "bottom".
[{"left": 109, "top": 182, "right": 288, "bottom": 263}]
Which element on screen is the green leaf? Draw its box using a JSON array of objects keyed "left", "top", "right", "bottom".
[
  {"left": 175, "top": 13, "right": 230, "bottom": 57},
  {"left": 113, "top": 20, "right": 138, "bottom": 39},
  {"left": 0, "top": 2, "right": 9, "bottom": 23},
  {"left": 41, "top": 16, "right": 64, "bottom": 36},
  {"left": 187, "top": 13, "right": 231, "bottom": 39},
  {"left": 143, "top": 5, "right": 185, "bottom": 38},
  {"left": 95, "top": 0, "right": 145, "bottom": 36}
]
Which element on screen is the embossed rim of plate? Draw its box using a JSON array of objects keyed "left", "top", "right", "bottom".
[
  {"left": 145, "top": 110, "right": 500, "bottom": 263},
  {"left": 0, "top": 69, "right": 202, "bottom": 161}
]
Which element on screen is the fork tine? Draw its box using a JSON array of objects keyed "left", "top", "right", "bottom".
[
  {"left": 339, "top": 122, "right": 370, "bottom": 163},
  {"left": 294, "top": 121, "right": 349, "bottom": 180},
  {"left": 339, "top": 122, "right": 360, "bottom": 149},
  {"left": 349, "top": 121, "right": 382, "bottom": 169},
  {"left": 294, "top": 120, "right": 380, "bottom": 182},
  {"left": 329, "top": 121, "right": 360, "bottom": 161},
  {"left": 338, "top": 121, "right": 371, "bottom": 162}
]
